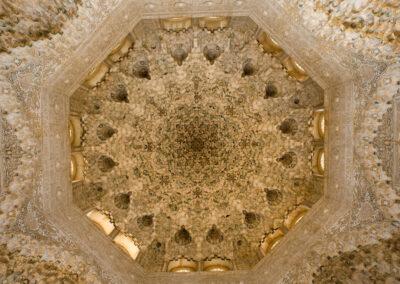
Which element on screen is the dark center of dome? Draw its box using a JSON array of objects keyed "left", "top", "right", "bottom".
[
  {"left": 189, "top": 137, "right": 205, "bottom": 152},
  {"left": 152, "top": 106, "right": 260, "bottom": 187}
]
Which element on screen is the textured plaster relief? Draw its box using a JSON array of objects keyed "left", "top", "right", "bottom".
[
  {"left": 394, "top": 95, "right": 400, "bottom": 190},
  {"left": 313, "top": 233, "right": 400, "bottom": 283},
  {"left": 358, "top": 64, "right": 400, "bottom": 219},
  {"left": 0, "top": 243, "right": 84, "bottom": 283},
  {"left": 0, "top": 81, "right": 39, "bottom": 231},
  {"left": 0, "top": 236, "right": 101, "bottom": 283},
  {"left": 0, "top": 0, "right": 82, "bottom": 53},
  {"left": 0, "top": 1, "right": 134, "bottom": 283},
  {"left": 0, "top": 0, "right": 398, "bottom": 283},
  {"left": 0, "top": 84, "right": 102, "bottom": 282},
  {"left": 0, "top": 116, "right": 22, "bottom": 189},
  {"left": 76, "top": 19, "right": 324, "bottom": 271},
  {"left": 373, "top": 107, "right": 394, "bottom": 180},
  {"left": 282, "top": 59, "right": 400, "bottom": 284},
  {"left": 292, "top": 0, "right": 400, "bottom": 63}
]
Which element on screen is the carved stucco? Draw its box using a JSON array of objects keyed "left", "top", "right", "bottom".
[
  {"left": 0, "top": 0, "right": 82, "bottom": 53},
  {"left": 74, "top": 20, "right": 323, "bottom": 269},
  {"left": 0, "top": 0, "right": 398, "bottom": 283}
]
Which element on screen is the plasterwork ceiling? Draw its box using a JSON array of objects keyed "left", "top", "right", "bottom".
[
  {"left": 373, "top": 107, "right": 394, "bottom": 180},
  {"left": 73, "top": 18, "right": 323, "bottom": 269},
  {"left": 0, "top": 0, "right": 398, "bottom": 283},
  {"left": 0, "top": 0, "right": 82, "bottom": 52}
]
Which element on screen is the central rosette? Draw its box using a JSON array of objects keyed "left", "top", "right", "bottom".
[
  {"left": 155, "top": 105, "right": 252, "bottom": 187},
  {"left": 189, "top": 137, "right": 205, "bottom": 152},
  {"left": 77, "top": 22, "right": 322, "bottom": 267}
]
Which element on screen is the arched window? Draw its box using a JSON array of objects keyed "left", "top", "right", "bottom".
[
  {"left": 311, "top": 109, "right": 325, "bottom": 140},
  {"left": 282, "top": 56, "right": 309, "bottom": 82},
  {"left": 167, "top": 258, "right": 198, "bottom": 272},
  {"left": 69, "top": 115, "right": 83, "bottom": 147},
  {"left": 68, "top": 119, "right": 74, "bottom": 145},
  {"left": 312, "top": 147, "right": 325, "bottom": 176},
  {"left": 86, "top": 209, "right": 115, "bottom": 235},
  {"left": 260, "top": 229, "right": 285, "bottom": 256},
  {"left": 318, "top": 112, "right": 325, "bottom": 138},
  {"left": 84, "top": 62, "right": 109, "bottom": 88},
  {"left": 108, "top": 36, "right": 133, "bottom": 62},
  {"left": 257, "top": 32, "right": 282, "bottom": 54},
  {"left": 199, "top": 16, "right": 229, "bottom": 31},
  {"left": 70, "top": 155, "right": 77, "bottom": 181},
  {"left": 162, "top": 17, "right": 192, "bottom": 31},
  {"left": 284, "top": 205, "right": 310, "bottom": 230},
  {"left": 70, "top": 152, "right": 84, "bottom": 182},
  {"left": 202, "top": 257, "right": 233, "bottom": 272},
  {"left": 317, "top": 149, "right": 325, "bottom": 174},
  {"left": 113, "top": 233, "right": 141, "bottom": 260}
]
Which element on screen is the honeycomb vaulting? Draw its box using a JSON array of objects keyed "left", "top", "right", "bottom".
[
  {"left": 73, "top": 19, "right": 324, "bottom": 270},
  {"left": 0, "top": 0, "right": 399, "bottom": 283}
]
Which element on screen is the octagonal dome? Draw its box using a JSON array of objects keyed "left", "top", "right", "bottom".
[
  {"left": 1, "top": 0, "right": 398, "bottom": 283},
  {"left": 69, "top": 16, "right": 325, "bottom": 273}
]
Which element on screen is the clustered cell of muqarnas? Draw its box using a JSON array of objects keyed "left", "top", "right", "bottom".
[{"left": 74, "top": 18, "right": 324, "bottom": 271}]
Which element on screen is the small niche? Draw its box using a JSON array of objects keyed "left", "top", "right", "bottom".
[
  {"left": 279, "top": 118, "right": 297, "bottom": 135},
  {"left": 97, "top": 123, "right": 117, "bottom": 141},
  {"left": 114, "top": 192, "right": 131, "bottom": 210},
  {"left": 206, "top": 225, "right": 224, "bottom": 244},
  {"left": 243, "top": 211, "right": 261, "bottom": 229},
  {"left": 264, "top": 82, "right": 278, "bottom": 98},
  {"left": 171, "top": 44, "right": 189, "bottom": 66},
  {"left": 137, "top": 214, "right": 154, "bottom": 228},
  {"left": 97, "top": 155, "right": 118, "bottom": 172},
  {"left": 111, "top": 85, "right": 129, "bottom": 103},
  {"left": 174, "top": 226, "right": 192, "bottom": 245},
  {"left": 133, "top": 57, "right": 151, "bottom": 79},
  {"left": 265, "top": 188, "right": 283, "bottom": 205},
  {"left": 242, "top": 59, "right": 256, "bottom": 77},
  {"left": 277, "top": 151, "right": 297, "bottom": 168},
  {"left": 203, "top": 44, "right": 222, "bottom": 64}
]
